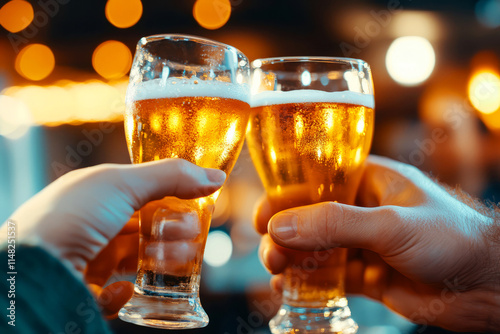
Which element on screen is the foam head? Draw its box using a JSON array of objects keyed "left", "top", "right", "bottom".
[
  {"left": 251, "top": 89, "right": 375, "bottom": 109},
  {"left": 127, "top": 78, "right": 250, "bottom": 103}
]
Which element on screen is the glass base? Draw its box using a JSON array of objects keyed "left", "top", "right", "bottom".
[
  {"left": 269, "top": 304, "right": 358, "bottom": 334},
  {"left": 118, "top": 291, "right": 209, "bottom": 329}
]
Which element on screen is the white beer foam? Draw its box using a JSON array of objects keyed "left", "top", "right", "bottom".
[
  {"left": 251, "top": 90, "right": 375, "bottom": 109},
  {"left": 127, "top": 78, "right": 250, "bottom": 103}
]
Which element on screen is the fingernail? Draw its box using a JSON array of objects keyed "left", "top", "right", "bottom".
[
  {"left": 205, "top": 168, "right": 226, "bottom": 185},
  {"left": 269, "top": 213, "right": 298, "bottom": 240}
]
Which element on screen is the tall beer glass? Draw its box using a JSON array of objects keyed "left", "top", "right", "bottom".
[
  {"left": 119, "top": 35, "right": 250, "bottom": 329},
  {"left": 247, "top": 57, "right": 374, "bottom": 333}
]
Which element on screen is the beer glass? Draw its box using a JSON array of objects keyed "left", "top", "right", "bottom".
[
  {"left": 247, "top": 57, "right": 374, "bottom": 333},
  {"left": 119, "top": 35, "right": 250, "bottom": 329}
]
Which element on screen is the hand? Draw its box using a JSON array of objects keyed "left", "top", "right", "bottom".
[
  {"left": 2, "top": 159, "right": 226, "bottom": 318},
  {"left": 85, "top": 213, "right": 140, "bottom": 319},
  {"left": 255, "top": 155, "right": 500, "bottom": 332}
]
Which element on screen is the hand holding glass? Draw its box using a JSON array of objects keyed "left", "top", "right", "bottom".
[
  {"left": 119, "top": 35, "right": 250, "bottom": 329},
  {"left": 247, "top": 57, "right": 375, "bottom": 333}
]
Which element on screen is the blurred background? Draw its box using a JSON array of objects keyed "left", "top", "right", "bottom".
[{"left": 1, "top": 0, "right": 499, "bottom": 333}]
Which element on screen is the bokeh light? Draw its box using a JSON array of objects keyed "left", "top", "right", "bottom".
[
  {"left": 386, "top": 36, "right": 436, "bottom": 86},
  {"left": 475, "top": 0, "right": 500, "bottom": 28},
  {"left": 479, "top": 110, "right": 500, "bottom": 131},
  {"left": 105, "top": 0, "right": 143, "bottom": 29},
  {"left": 92, "top": 40, "right": 132, "bottom": 80},
  {"left": 301, "top": 70, "right": 311, "bottom": 86},
  {"left": 0, "top": 95, "right": 32, "bottom": 139},
  {"left": 204, "top": 231, "right": 233, "bottom": 267},
  {"left": 15, "top": 44, "right": 55, "bottom": 81},
  {"left": 389, "top": 11, "right": 442, "bottom": 40},
  {"left": 1, "top": 80, "right": 127, "bottom": 126},
  {"left": 468, "top": 70, "right": 500, "bottom": 115},
  {"left": 193, "top": 0, "right": 231, "bottom": 30},
  {"left": 0, "top": 0, "right": 34, "bottom": 33}
]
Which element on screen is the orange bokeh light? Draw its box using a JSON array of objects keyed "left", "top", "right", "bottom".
[
  {"left": 92, "top": 40, "right": 132, "bottom": 80},
  {"left": 468, "top": 70, "right": 500, "bottom": 115},
  {"left": 15, "top": 44, "right": 55, "bottom": 81},
  {"left": 0, "top": 0, "right": 34, "bottom": 33},
  {"left": 193, "top": 0, "right": 231, "bottom": 30},
  {"left": 481, "top": 110, "right": 500, "bottom": 131},
  {"left": 1, "top": 80, "right": 128, "bottom": 126},
  {"left": 105, "top": 0, "right": 143, "bottom": 29}
]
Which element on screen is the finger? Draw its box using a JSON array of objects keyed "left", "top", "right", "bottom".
[
  {"left": 357, "top": 155, "right": 428, "bottom": 207},
  {"left": 119, "top": 212, "right": 139, "bottom": 235},
  {"left": 268, "top": 201, "right": 406, "bottom": 256},
  {"left": 85, "top": 241, "right": 119, "bottom": 286},
  {"left": 91, "top": 281, "right": 134, "bottom": 318},
  {"left": 253, "top": 193, "right": 273, "bottom": 235},
  {"left": 270, "top": 274, "right": 283, "bottom": 294},
  {"left": 85, "top": 233, "right": 138, "bottom": 285},
  {"left": 359, "top": 251, "right": 391, "bottom": 301},
  {"left": 258, "top": 234, "right": 288, "bottom": 275},
  {"left": 346, "top": 257, "right": 365, "bottom": 294},
  {"left": 115, "top": 233, "right": 139, "bottom": 274},
  {"left": 115, "top": 159, "right": 226, "bottom": 210},
  {"left": 117, "top": 253, "right": 139, "bottom": 273}
]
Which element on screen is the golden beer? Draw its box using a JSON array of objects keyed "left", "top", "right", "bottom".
[
  {"left": 125, "top": 83, "right": 250, "bottom": 294},
  {"left": 126, "top": 96, "right": 250, "bottom": 173},
  {"left": 247, "top": 97, "right": 374, "bottom": 307},
  {"left": 119, "top": 34, "right": 251, "bottom": 329}
]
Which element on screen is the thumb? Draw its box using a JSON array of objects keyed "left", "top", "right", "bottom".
[
  {"left": 89, "top": 281, "right": 135, "bottom": 319},
  {"left": 116, "top": 158, "right": 226, "bottom": 210},
  {"left": 268, "top": 202, "right": 403, "bottom": 255}
]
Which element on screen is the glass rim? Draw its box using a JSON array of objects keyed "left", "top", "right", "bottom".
[
  {"left": 251, "top": 56, "right": 370, "bottom": 68},
  {"left": 137, "top": 33, "right": 247, "bottom": 59}
]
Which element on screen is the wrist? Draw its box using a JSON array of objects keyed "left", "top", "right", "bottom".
[
  {"left": 13, "top": 211, "right": 89, "bottom": 281},
  {"left": 21, "top": 232, "right": 85, "bottom": 281}
]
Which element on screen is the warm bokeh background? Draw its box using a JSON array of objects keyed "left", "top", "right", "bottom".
[{"left": 1, "top": 0, "right": 500, "bottom": 333}]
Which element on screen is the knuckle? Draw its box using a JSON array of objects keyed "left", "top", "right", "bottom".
[
  {"left": 376, "top": 205, "right": 407, "bottom": 237},
  {"left": 322, "top": 201, "right": 343, "bottom": 243},
  {"left": 377, "top": 205, "right": 402, "bottom": 226},
  {"left": 173, "top": 159, "right": 196, "bottom": 179},
  {"left": 375, "top": 206, "right": 416, "bottom": 256},
  {"left": 170, "top": 159, "right": 206, "bottom": 198}
]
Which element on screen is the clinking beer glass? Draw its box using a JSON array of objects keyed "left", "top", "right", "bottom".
[
  {"left": 247, "top": 57, "right": 375, "bottom": 333},
  {"left": 118, "top": 34, "right": 251, "bottom": 329}
]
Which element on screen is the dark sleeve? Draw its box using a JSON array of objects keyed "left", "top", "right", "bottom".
[{"left": 0, "top": 244, "right": 112, "bottom": 334}]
